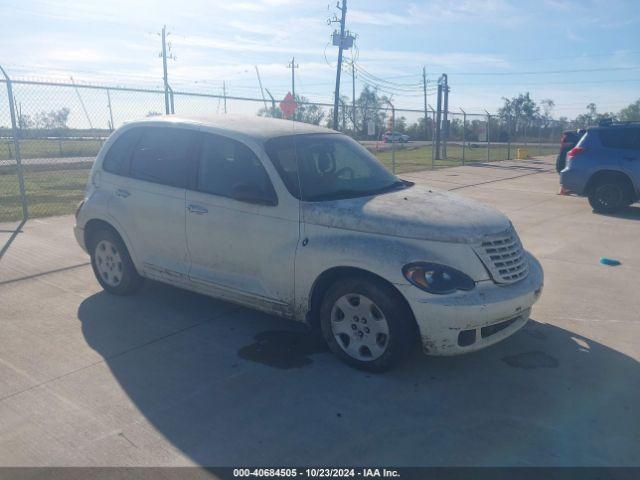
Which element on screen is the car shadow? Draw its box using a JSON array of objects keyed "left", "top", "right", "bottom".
[
  {"left": 597, "top": 205, "right": 640, "bottom": 221},
  {"left": 78, "top": 281, "right": 639, "bottom": 466}
]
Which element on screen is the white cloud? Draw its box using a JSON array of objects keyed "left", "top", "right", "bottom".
[{"left": 349, "top": 10, "right": 417, "bottom": 26}]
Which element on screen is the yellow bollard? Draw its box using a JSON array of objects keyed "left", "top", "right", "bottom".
[{"left": 516, "top": 148, "right": 529, "bottom": 159}]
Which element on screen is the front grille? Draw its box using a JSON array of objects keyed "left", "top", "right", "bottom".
[{"left": 474, "top": 229, "right": 529, "bottom": 284}]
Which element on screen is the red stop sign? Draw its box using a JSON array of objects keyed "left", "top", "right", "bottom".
[{"left": 280, "top": 92, "right": 297, "bottom": 118}]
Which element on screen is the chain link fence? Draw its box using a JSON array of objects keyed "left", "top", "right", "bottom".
[{"left": 1, "top": 76, "right": 572, "bottom": 223}]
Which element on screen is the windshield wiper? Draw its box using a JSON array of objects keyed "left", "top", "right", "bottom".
[
  {"left": 305, "top": 181, "right": 409, "bottom": 202},
  {"left": 359, "top": 180, "right": 409, "bottom": 196},
  {"left": 305, "top": 189, "right": 364, "bottom": 201}
]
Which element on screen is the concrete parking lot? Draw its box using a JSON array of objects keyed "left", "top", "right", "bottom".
[{"left": 0, "top": 155, "right": 638, "bottom": 466}]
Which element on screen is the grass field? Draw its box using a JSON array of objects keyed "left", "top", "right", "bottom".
[
  {"left": 0, "top": 166, "right": 90, "bottom": 222},
  {"left": 0, "top": 143, "right": 557, "bottom": 222},
  {"left": 373, "top": 144, "right": 556, "bottom": 173},
  {"left": 1, "top": 138, "right": 105, "bottom": 161}
]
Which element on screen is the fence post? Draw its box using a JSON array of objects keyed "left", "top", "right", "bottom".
[
  {"left": 484, "top": 110, "right": 491, "bottom": 162},
  {"left": 0, "top": 65, "right": 28, "bottom": 220},
  {"left": 168, "top": 85, "right": 175, "bottom": 114},
  {"left": 385, "top": 99, "right": 396, "bottom": 174},
  {"left": 537, "top": 122, "right": 543, "bottom": 156},
  {"left": 460, "top": 108, "right": 466, "bottom": 166},
  {"left": 431, "top": 107, "right": 436, "bottom": 170},
  {"left": 507, "top": 115, "right": 511, "bottom": 160}
]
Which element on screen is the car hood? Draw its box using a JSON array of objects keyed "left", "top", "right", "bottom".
[{"left": 301, "top": 184, "right": 512, "bottom": 244}]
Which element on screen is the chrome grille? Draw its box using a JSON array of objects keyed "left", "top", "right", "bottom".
[{"left": 474, "top": 229, "right": 529, "bottom": 284}]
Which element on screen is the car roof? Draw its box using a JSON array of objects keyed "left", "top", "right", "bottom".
[{"left": 123, "top": 114, "right": 337, "bottom": 141}]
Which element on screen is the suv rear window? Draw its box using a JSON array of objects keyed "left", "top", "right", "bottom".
[
  {"left": 129, "top": 127, "right": 195, "bottom": 188},
  {"left": 599, "top": 128, "right": 640, "bottom": 150}
]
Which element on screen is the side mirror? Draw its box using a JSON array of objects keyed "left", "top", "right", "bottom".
[{"left": 231, "top": 182, "right": 277, "bottom": 206}]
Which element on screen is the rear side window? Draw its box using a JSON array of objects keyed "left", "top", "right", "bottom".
[
  {"left": 196, "top": 133, "right": 275, "bottom": 200},
  {"left": 129, "top": 127, "right": 194, "bottom": 188},
  {"left": 599, "top": 128, "right": 640, "bottom": 150},
  {"left": 102, "top": 129, "right": 141, "bottom": 174}
]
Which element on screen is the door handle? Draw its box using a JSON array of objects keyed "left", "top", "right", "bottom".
[
  {"left": 623, "top": 156, "right": 637, "bottom": 161},
  {"left": 115, "top": 188, "right": 130, "bottom": 198},
  {"left": 187, "top": 204, "right": 208, "bottom": 215}
]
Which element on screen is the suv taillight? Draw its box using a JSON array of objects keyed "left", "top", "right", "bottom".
[{"left": 567, "top": 146, "right": 585, "bottom": 157}]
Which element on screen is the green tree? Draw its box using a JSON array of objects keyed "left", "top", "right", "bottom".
[
  {"left": 618, "top": 99, "right": 640, "bottom": 122},
  {"left": 259, "top": 95, "right": 325, "bottom": 126},
  {"left": 540, "top": 99, "right": 555, "bottom": 122},
  {"left": 497, "top": 92, "right": 539, "bottom": 133},
  {"left": 574, "top": 103, "right": 617, "bottom": 128},
  {"left": 34, "top": 108, "right": 70, "bottom": 129}
]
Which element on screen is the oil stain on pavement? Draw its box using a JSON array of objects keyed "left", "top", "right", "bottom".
[
  {"left": 502, "top": 350, "right": 559, "bottom": 369},
  {"left": 238, "top": 330, "right": 328, "bottom": 369}
]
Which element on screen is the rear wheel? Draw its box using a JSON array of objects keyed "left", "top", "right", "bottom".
[
  {"left": 588, "top": 176, "right": 631, "bottom": 213},
  {"left": 89, "top": 228, "right": 142, "bottom": 295},
  {"left": 319, "top": 276, "right": 416, "bottom": 372}
]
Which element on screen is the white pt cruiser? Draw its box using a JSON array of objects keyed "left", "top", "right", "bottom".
[{"left": 74, "top": 115, "right": 543, "bottom": 371}]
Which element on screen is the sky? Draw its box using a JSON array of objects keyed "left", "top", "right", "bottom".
[{"left": 1, "top": 0, "right": 640, "bottom": 122}]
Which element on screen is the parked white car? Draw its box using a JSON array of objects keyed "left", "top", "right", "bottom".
[
  {"left": 383, "top": 131, "right": 410, "bottom": 143},
  {"left": 74, "top": 115, "right": 543, "bottom": 371}
]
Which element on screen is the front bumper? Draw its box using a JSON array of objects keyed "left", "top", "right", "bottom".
[
  {"left": 74, "top": 225, "right": 87, "bottom": 253},
  {"left": 397, "top": 252, "right": 543, "bottom": 355}
]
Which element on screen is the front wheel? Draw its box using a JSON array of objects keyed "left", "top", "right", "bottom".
[
  {"left": 89, "top": 228, "right": 142, "bottom": 295},
  {"left": 319, "top": 276, "right": 416, "bottom": 372},
  {"left": 588, "top": 179, "right": 629, "bottom": 213}
]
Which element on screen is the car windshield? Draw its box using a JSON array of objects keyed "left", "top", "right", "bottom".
[{"left": 265, "top": 133, "right": 410, "bottom": 201}]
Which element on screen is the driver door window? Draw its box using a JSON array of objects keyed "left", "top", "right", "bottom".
[{"left": 196, "top": 133, "right": 275, "bottom": 201}]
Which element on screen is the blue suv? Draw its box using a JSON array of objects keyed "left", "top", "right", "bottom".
[{"left": 560, "top": 122, "right": 640, "bottom": 213}]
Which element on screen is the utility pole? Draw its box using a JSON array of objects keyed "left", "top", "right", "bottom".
[
  {"left": 287, "top": 57, "right": 298, "bottom": 98},
  {"left": 106, "top": 89, "right": 114, "bottom": 131},
  {"left": 265, "top": 88, "right": 277, "bottom": 117},
  {"left": 442, "top": 74, "right": 449, "bottom": 159},
  {"left": 222, "top": 81, "right": 227, "bottom": 114},
  {"left": 484, "top": 110, "right": 491, "bottom": 162},
  {"left": 70, "top": 76, "right": 93, "bottom": 129},
  {"left": 255, "top": 65, "right": 269, "bottom": 113},
  {"left": 351, "top": 61, "right": 356, "bottom": 134},
  {"left": 159, "top": 25, "right": 176, "bottom": 115},
  {"left": 422, "top": 66, "right": 428, "bottom": 142},
  {"left": 460, "top": 108, "right": 466, "bottom": 165},
  {"left": 161, "top": 25, "right": 169, "bottom": 114},
  {"left": 435, "top": 81, "right": 442, "bottom": 160},
  {"left": 331, "top": 0, "right": 348, "bottom": 130}
]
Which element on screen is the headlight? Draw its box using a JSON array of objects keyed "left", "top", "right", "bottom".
[{"left": 402, "top": 262, "right": 475, "bottom": 294}]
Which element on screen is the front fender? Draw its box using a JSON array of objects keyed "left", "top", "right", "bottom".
[{"left": 294, "top": 223, "right": 489, "bottom": 320}]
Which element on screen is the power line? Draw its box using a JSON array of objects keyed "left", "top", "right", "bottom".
[
  {"left": 445, "top": 66, "right": 640, "bottom": 76},
  {"left": 452, "top": 78, "right": 640, "bottom": 87}
]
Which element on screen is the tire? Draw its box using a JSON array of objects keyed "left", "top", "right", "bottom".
[
  {"left": 319, "top": 276, "right": 416, "bottom": 372},
  {"left": 88, "top": 227, "right": 142, "bottom": 295},
  {"left": 588, "top": 176, "right": 631, "bottom": 214}
]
